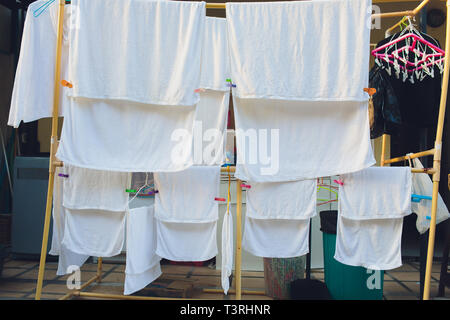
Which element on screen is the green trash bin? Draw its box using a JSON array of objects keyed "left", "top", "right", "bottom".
[{"left": 320, "top": 210, "right": 384, "bottom": 300}]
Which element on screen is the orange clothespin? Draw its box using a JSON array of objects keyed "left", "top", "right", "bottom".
[
  {"left": 61, "top": 80, "right": 73, "bottom": 88},
  {"left": 364, "top": 88, "right": 376, "bottom": 96}
]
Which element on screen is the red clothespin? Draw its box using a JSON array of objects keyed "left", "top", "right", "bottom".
[
  {"left": 333, "top": 179, "right": 344, "bottom": 186},
  {"left": 214, "top": 197, "right": 226, "bottom": 202},
  {"left": 194, "top": 88, "right": 205, "bottom": 93},
  {"left": 61, "top": 80, "right": 73, "bottom": 88},
  {"left": 241, "top": 183, "right": 251, "bottom": 189}
]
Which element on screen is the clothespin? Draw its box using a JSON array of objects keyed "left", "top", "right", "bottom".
[
  {"left": 333, "top": 179, "right": 344, "bottom": 186},
  {"left": 411, "top": 194, "right": 432, "bottom": 203},
  {"left": 226, "top": 78, "right": 236, "bottom": 88},
  {"left": 33, "top": 0, "right": 56, "bottom": 17},
  {"left": 194, "top": 88, "right": 205, "bottom": 93},
  {"left": 61, "top": 80, "right": 73, "bottom": 88},
  {"left": 126, "top": 189, "right": 137, "bottom": 193},
  {"left": 146, "top": 190, "right": 159, "bottom": 195},
  {"left": 58, "top": 173, "right": 69, "bottom": 178},
  {"left": 215, "top": 197, "right": 226, "bottom": 202},
  {"left": 241, "top": 184, "right": 251, "bottom": 189},
  {"left": 364, "top": 88, "right": 377, "bottom": 97}
]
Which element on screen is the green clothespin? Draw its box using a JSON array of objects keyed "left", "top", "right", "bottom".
[{"left": 126, "top": 189, "right": 137, "bottom": 193}]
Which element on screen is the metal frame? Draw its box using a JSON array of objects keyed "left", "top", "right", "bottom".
[{"left": 34, "top": 0, "right": 447, "bottom": 301}]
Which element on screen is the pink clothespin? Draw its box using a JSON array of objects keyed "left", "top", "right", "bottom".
[
  {"left": 214, "top": 197, "right": 226, "bottom": 202},
  {"left": 333, "top": 179, "right": 344, "bottom": 186},
  {"left": 241, "top": 184, "right": 251, "bottom": 189},
  {"left": 194, "top": 88, "right": 205, "bottom": 93}
]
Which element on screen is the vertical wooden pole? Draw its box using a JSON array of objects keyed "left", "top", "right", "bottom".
[
  {"left": 96, "top": 258, "right": 103, "bottom": 283},
  {"left": 380, "top": 134, "right": 387, "bottom": 167},
  {"left": 423, "top": 0, "right": 450, "bottom": 300},
  {"left": 35, "top": 0, "right": 65, "bottom": 300},
  {"left": 235, "top": 179, "right": 243, "bottom": 300}
]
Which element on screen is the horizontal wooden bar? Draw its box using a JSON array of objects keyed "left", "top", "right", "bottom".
[
  {"left": 411, "top": 168, "right": 436, "bottom": 174},
  {"left": 74, "top": 292, "right": 202, "bottom": 300},
  {"left": 203, "top": 288, "right": 266, "bottom": 295},
  {"left": 59, "top": 274, "right": 101, "bottom": 300},
  {"left": 383, "top": 149, "right": 435, "bottom": 165}
]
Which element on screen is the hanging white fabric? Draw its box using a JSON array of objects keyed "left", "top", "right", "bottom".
[
  {"left": 62, "top": 164, "right": 130, "bottom": 212},
  {"left": 8, "top": 0, "right": 69, "bottom": 127},
  {"left": 233, "top": 97, "right": 375, "bottom": 182},
  {"left": 226, "top": 0, "right": 371, "bottom": 101},
  {"left": 339, "top": 166, "right": 412, "bottom": 220},
  {"left": 154, "top": 166, "right": 221, "bottom": 223},
  {"left": 193, "top": 90, "right": 230, "bottom": 166},
  {"left": 49, "top": 167, "right": 89, "bottom": 275},
  {"left": 245, "top": 179, "right": 317, "bottom": 220},
  {"left": 199, "top": 17, "right": 231, "bottom": 91},
  {"left": 242, "top": 217, "right": 310, "bottom": 258},
  {"left": 68, "top": 0, "right": 206, "bottom": 107},
  {"left": 62, "top": 208, "right": 126, "bottom": 257},
  {"left": 221, "top": 208, "right": 233, "bottom": 295},
  {"left": 155, "top": 219, "right": 218, "bottom": 262},
  {"left": 334, "top": 215, "right": 404, "bottom": 270},
  {"left": 124, "top": 205, "right": 162, "bottom": 295},
  {"left": 411, "top": 158, "right": 450, "bottom": 234}
]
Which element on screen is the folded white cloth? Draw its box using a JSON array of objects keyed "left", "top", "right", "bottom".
[
  {"left": 234, "top": 97, "right": 375, "bottom": 182},
  {"left": 155, "top": 219, "right": 218, "bottom": 262},
  {"left": 226, "top": 0, "right": 371, "bottom": 101},
  {"left": 334, "top": 215, "right": 404, "bottom": 270},
  {"left": 246, "top": 179, "right": 317, "bottom": 220},
  {"left": 193, "top": 90, "right": 230, "bottom": 166},
  {"left": 49, "top": 167, "right": 89, "bottom": 275},
  {"left": 62, "top": 208, "right": 126, "bottom": 257},
  {"left": 63, "top": 164, "right": 130, "bottom": 212},
  {"left": 411, "top": 158, "right": 450, "bottom": 234},
  {"left": 124, "top": 206, "right": 161, "bottom": 295},
  {"left": 242, "top": 217, "right": 310, "bottom": 258},
  {"left": 200, "top": 17, "right": 231, "bottom": 91},
  {"left": 339, "top": 166, "right": 412, "bottom": 220},
  {"left": 221, "top": 211, "right": 233, "bottom": 295},
  {"left": 68, "top": 0, "right": 205, "bottom": 106},
  {"left": 56, "top": 97, "right": 196, "bottom": 172},
  {"left": 8, "top": 0, "right": 69, "bottom": 127},
  {"left": 154, "top": 166, "right": 221, "bottom": 223}
]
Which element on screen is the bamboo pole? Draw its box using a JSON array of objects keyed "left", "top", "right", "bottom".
[
  {"left": 96, "top": 258, "right": 103, "bottom": 283},
  {"left": 235, "top": 180, "right": 243, "bottom": 300},
  {"left": 383, "top": 148, "right": 435, "bottom": 165},
  {"left": 59, "top": 274, "right": 101, "bottom": 300},
  {"left": 203, "top": 288, "right": 265, "bottom": 295},
  {"left": 35, "top": 0, "right": 65, "bottom": 301},
  {"left": 423, "top": 0, "right": 450, "bottom": 300},
  {"left": 74, "top": 292, "right": 200, "bottom": 300},
  {"left": 380, "top": 134, "right": 388, "bottom": 167}
]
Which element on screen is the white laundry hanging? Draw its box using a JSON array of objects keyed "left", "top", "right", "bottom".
[
  {"left": 338, "top": 166, "right": 412, "bottom": 220},
  {"left": 155, "top": 219, "right": 218, "bottom": 262},
  {"left": 124, "top": 205, "right": 162, "bottom": 295},
  {"left": 8, "top": 0, "right": 69, "bottom": 127},
  {"left": 243, "top": 217, "right": 310, "bottom": 258},
  {"left": 63, "top": 164, "right": 130, "bottom": 212},
  {"left": 68, "top": 0, "right": 206, "bottom": 107},
  {"left": 226, "top": 0, "right": 371, "bottom": 101},
  {"left": 233, "top": 97, "right": 375, "bottom": 182},
  {"left": 245, "top": 179, "right": 317, "bottom": 220},
  {"left": 154, "top": 166, "right": 221, "bottom": 223},
  {"left": 221, "top": 210, "right": 233, "bottom": 295},
  {"left": 49, "top": 167, "right": 89, "bottom": 276}
]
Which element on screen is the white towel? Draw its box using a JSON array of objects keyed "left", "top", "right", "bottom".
[
  {"left": 334, "top": 215, "right": 404, "bottom": 270},
  {"left": 49, "top": 167, "right": 89, "bottom": 275},
  {"left": 221, "top": 211, "right": 233, "bottom": 295},
  {"left": 226, "top": 0, "right": 371, "bottom": 101},
  {"left": 154, "top": 166, "right": 221, "bottom": 223},
  {"left": 155, "top": 219, "right": 218, "bottom": 262},
  {"left": 8, "top": 1, "right": 69, "bottom": 127},
  {"left": 233, "top": 97, "right": 375, "bottom": 182},
  {"left": 124, "top": 206, "right": 162, "bottom": 295},
  {"left": 200, "top": 17, "right": 231, "bottom": 91},
  {"left": 56, "top": 97, "right": 196, "bottom": 172},
  {"left": 62, "top": 208, "right": 126, "bottom": 257},
  {"left": 242, "top": 217, "right": 310, "bottom": 258},
  {"left": 339, "top": 166, "right": 412, "bottom": 220},
  {"left": 68, "top": 0, "right": 206, "bottom": 106},
  {"left": 63, "top": 164, "right": 130, "bottom": 212},
  {"left": 246, "top": 179, "right": 317, "bottom": 220},
  {"left": 411, "top": 158, "right": 450, "bottom": 234},
  {"left": 193, "top": 91, "right": 230, "bottom": 166}
]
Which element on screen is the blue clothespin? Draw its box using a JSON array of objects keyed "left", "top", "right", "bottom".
[
  {"left": 411, "top": 194, "right": 432, "bottom": 203},
  {"left": 33, "top": 0, "right": 56, "bottom": 17}
]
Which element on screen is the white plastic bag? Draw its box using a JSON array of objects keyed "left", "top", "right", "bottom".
[{"left": 411, "top": 158, "right": 450, "bottom": 234}]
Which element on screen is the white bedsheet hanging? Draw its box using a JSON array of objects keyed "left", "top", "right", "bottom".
[
  {"left": 245, "top": 179, "right": 317, "bottom": 220},
  {"left": 68, "top": 0, "right": 206, "bottom": 107},
  {"left": 225, "top": 0, "right": 371, "bottom": 102},
  {"left": 233, "top": 97, "right": 375, "bottom": 182},
  {"left": 125, "top": 205, "right": 162, "bottom": 295},
  {"left": 63, "top": 164, "right": 130, "bottom": 212}
]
